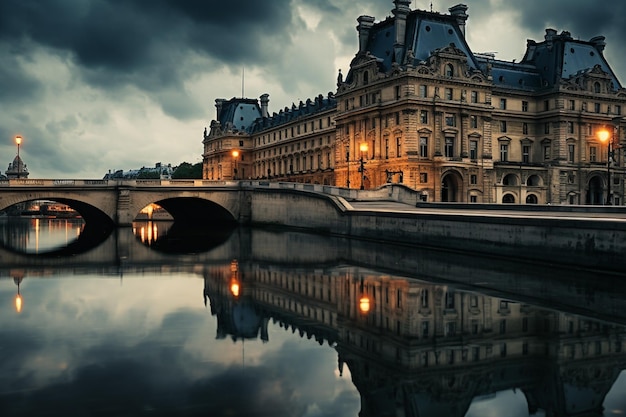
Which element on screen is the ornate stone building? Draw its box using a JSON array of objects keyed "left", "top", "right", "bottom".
[{"left": 202, "top": 1, "right": 626, "bottom": 205}]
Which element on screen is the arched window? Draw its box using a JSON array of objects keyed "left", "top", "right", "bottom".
[
  {"left": 445, "top": 64, "right": 454, "bottom": 77},
  {"left": 502, "top": 174, "right": 518, "bottom": 186},
  {"left": 363, "top": 71, "right": 369, "bottom": 85},
  {"left": 502, "top": 194, "right": 516, "bottom": 203},
  {"left": 527, "top": 175, "right": 542, "bottom": 187},
  {"left": 594, "top": 82, "right": 601, "bottom": 93},
  {"left": 526, "top": 194, "right": 538, "bottom": 204}
]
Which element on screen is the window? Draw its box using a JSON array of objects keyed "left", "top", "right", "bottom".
[
  {"left": 590, "top": 146, "right": 597, "bottom": 162},
  {"left": 420, "top": 110, "right": 428, "bottom": 124},
  {"left": 500, "top": 143, "right": 509, "bottom": 161},
  {"left": 420, "top": 172, "right": 428, "bottom": 183},
  {"left": 500, "top": 121, "right": 507, "bottom": 132},
  {"left": 470, "top": 174, "right": 477, "bottom": 184},
  {"left": 500, "top": 98, "right": 507, "bottom": 110},
  {"left": 396, "top": 137, "right": 402, "bottom": 157},
  {"left": 470, "top": 91, "right": 478, "bottom": 103},
  {"left": 569, "top": 100, "right": 575, "bottom": 110},
  {"left": 421, "top": 289, "right": 429, "bottom": 307},
  {"left": 544, "top": 100, "right": 549, "bottom": 111},
  {"left": 616, "top": 105, "right": 622, "bottom": 115},
  {"left": 445, "top": 137, "right": 454, "bottom": 157},
  {"left": 445, "top": 292, "right": 455, "bottom": 309},
  {"left": 594, "top": 82, "right": 601, "bottom": 93},
  {"left": 567, "top": 122, "right": 574, "bottom": 134},
  {"left": 470, "top": 140, "right": 478, "bottom": 159},
  {"left": 420, "top": 137, "right": 428, "bottom": 158},
  {"left": 523, "top": 122, "right": 528, "bottom": 135},
  {"left": 470, "top": 195, "right": 477, "bottom": 202},
  {"left": 395, "top": 112, "right": 400, "bottom": 125},
  {"left": 522, "top": 145, "right": 530, "bottom": 163},
  {"left": 419, "top": 85, "right": 428, "bottom": 98},
  {"left": 470, "top": 115, "right": 478, "bottom": 128},
  {"left": 421, "top": 321, "right": 429, "bottom": 338},
  {"left": 445, "top": 114, "right": 456, "bottom": 127},
  {"left": 445, "top": 63, "right": 454, "bottom": 77},
  {"left": 522, "top": 100, "right": 528, "bottom": 112},
  {"left": 595, "top": 102, "right": 601, "bottom": 113},
  {"left": 544, "top": 144, "right": 551, "bottom": 160},
  {"left": 395, "top": 86, "right": 401, "bottom": 99},
  {"left": 568, "top": 144, "right": 575, "bottom": 162},
  {"left": 544, "top": 122, "right": 550, "bottom": 134},
  {"left": 385, "top": 137, "right": 389, "bottom": 159},
  {"left": 445, "top": 88, "right": 453, "bottom": 100}
]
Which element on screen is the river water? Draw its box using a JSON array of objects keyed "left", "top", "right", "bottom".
[{"left": 0, "top": 217, "right": 625, "bottom": 417}]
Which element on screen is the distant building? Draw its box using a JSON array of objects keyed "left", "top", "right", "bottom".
[
  {"left": 104, "top": 162, "right": 174, "bottom": 180},
  {"left": 202, "top": 1, "right": 626, "bottom": 205},
  {"left": 5, "top": 154, "right": 29, "bottom": 179}
]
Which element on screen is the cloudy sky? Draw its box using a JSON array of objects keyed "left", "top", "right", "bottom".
[{"left": 1, "top": 0, "right": 625, "bottom": 179}]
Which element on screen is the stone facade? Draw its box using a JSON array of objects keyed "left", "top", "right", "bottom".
[{"left": 202, "top": 1, "right": 626, "bottom": 205}]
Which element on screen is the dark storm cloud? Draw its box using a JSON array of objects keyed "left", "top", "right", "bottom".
[{"left": 0, "top": 0, "right": 295, "bottom": 120}]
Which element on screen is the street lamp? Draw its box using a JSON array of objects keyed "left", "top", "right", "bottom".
[
  {"left": 15, "top": 135, "right": 22, "bottom": 179},
  {"left": 598, "top": 128, "right": 613, "bottom": 205},
  {"left": 359, "top": 142, "right": 369, "bottom": 190},
  {"left": 231, "top": 150, "right": 239, "bottom": 180},
  {"left": 345, "top": 145, "right": 350, "bottom": 188}
]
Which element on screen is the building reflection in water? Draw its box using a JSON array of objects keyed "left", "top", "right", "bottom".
[{"left": 203, "top": 263, "right": 626, "bottom": 417}]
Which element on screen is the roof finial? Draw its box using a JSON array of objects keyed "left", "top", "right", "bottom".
[{"left": 430, "top": 1, "right": 433, "bottom": 12}]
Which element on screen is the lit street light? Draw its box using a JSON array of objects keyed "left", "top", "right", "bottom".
[
  {"left": 231, "top": 150, "right": 239, "bottom": 180},
  {"left": 15, "top": 135, "right": 22, "bottom": 179},
  {"left": 359, "top": 142, "right": 369, "bottom": 190},
  {"left": 598, "top": 128, "right": 613, "bottom": 205}
]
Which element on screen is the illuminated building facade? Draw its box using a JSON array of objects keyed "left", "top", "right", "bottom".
[{"left": 202, "top": 1, "right": 626, "bottom": 204}]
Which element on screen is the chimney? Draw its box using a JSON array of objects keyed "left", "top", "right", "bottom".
[
  {"left": 260, "top": 93, "right": 270, "bottom": 118},
  {"left": 215, "top": 98, "right": 225, "bottom": 120},
  {"left": 590, "top": 35, "right": 606, "bottom": 53},
  {"left": 392, "top": 0, "right": 411, "bottom": 64},
  {"left": 448, "top": 4, "right": 469, "bottom": 37},
  {"left": 356, "top": 15, "right": 375, "bottom": 54}
]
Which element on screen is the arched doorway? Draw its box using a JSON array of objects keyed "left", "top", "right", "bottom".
[
  {"left": 502, "top": 193, "right": 516, "bottom": 203},
  {"left": 441, "top": 171, "right": 463, "bottom": 202},
  {"left": 586, "top": 175, "right": 604, "bottom": 205},
  {"left": 525, "top": 194, "right": 538, "bottom": 204}
]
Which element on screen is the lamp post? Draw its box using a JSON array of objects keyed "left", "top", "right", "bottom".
[
  {"left": 15, "top": 135, "right": 22, "bottom": 179},
  {"left": 231, "top": 150, "right": 239, "bottom": 180},
  {"left": 359, "top": 142, "right": 369, "bottom": 190},
  {"left": 598, "top": 128, "right": 612, "bottom": 205},
  {"left": 345, "top": 145, "right": 350, "bottom": 188}
]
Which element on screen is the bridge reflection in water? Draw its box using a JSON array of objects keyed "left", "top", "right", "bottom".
[{"left": 0, "top": 222, "right": 625, "bottom": 416}]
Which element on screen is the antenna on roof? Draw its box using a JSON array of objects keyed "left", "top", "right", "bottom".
[
  {"left": 241, "top": 67, "right": 245, "bottom": 98},
  {"left": 430, "top": 1, "right": 433, "bottom": 12}
]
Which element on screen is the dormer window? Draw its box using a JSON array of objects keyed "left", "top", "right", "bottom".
[
  {"left": 594, "top": 82, "right": 601, "bottom": 93},
  {"left": 445, "top": 63, "right": 454, "bottom": 77}
]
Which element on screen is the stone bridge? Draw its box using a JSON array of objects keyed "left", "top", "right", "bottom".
[{"left": 2, "top": 179, "right": 626, "bottom": 271}]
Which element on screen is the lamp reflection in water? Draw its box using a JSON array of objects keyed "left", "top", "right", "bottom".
[
  {"left": 358, "top": 276, "right": 371, "bottom": 314},
  {"left": 230, "top": 259, "right": 240, "bottom": 297},
  {"left": 13, "top": 272, "right": 25, "bottom": 313}
]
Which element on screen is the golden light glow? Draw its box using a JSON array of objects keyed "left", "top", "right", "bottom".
[
  {"left": 359, "top": 142, "right": 369, "bottom": 153},
  {"left": 15, "top": 135, "right": 22, "bottom": 146},
  {"left": 598, "top": 129, "right": 610, "bottom": 143},
  {"left": 232, "top": 150, "right": 240, "bottom": 158},
  {"left": 230, "top": 281, "right": 240, "bottom": 297},
  {"left": 359, "top": 296, "right": 370, "bottom": 313},
  {"left": 15, "top": 294, "right": 22, "bottom": 313}
]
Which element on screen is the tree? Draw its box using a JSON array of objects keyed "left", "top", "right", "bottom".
[{"left": 172, "top": 162, "right": 202, "bottom": 179}]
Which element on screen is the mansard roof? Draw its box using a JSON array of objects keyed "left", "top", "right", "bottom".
[
  {"left": 249, "top": 93, "right": 336, "bottom": 134},
  {"left": 215, "top": 97, "right": 262, "bottom": 134},
  {"left": 346, "top": 5, "right": 478, "bottom": 84},
  {"left": 345, "top": 3, "right": 622, "bottom": 93}
]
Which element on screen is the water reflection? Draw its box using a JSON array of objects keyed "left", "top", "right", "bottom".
[
  {"left": 133, "top": 220, "right": 235, "bottom": 254},
  {"left": 203, "top": 262, "right": 626, "bottom": 417},
  {"left": 0, "top": 222, "right": 625, "bottom": 416},
  {"left": 0, "top": 217, "right": 84, "bottom": 254}
]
